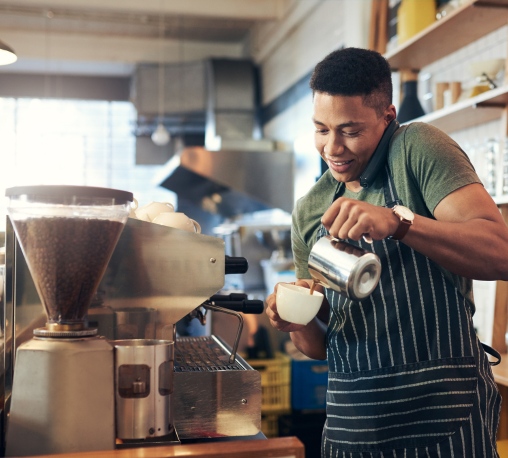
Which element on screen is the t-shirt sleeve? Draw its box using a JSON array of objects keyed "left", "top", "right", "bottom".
[
  {"left": 292, "top": 200, "right": 313, "bottom": 279},
  {"left": 402, "top": 123, "right": 481, "bottom": 214}
]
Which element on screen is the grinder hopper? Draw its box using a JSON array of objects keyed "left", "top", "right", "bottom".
[{"left": 6, "top": 185, "right": 133, "bottom": 336}]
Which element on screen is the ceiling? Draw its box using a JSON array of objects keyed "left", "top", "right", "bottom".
[{"left": 0, "top": 0, "right": 292, "bottom": 76}]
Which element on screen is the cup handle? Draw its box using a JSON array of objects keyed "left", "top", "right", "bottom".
[
  {"left": 135, "top": 209, "right": 151, "bottom": 222},
  {"left": 362, "top": 234, "right": 373, "bottom": 244},
  {"left": 190, "top": 219, "right": 201, "bottom": 234},
  {"left": 129, "top": 198, "right": 139, "bottom": 218}
]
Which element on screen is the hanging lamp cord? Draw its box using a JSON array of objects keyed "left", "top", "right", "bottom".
[{"left": 157, "top": 10, "right": 165, "bottom": 123}]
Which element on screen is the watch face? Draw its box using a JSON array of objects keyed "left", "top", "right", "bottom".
[{"left": 394, "top": 205, "right": 414, "bottom": 220}]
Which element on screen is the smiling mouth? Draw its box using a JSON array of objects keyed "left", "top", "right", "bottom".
[{"left": 328, "top": 159, "right": 353, "bottom": 166}]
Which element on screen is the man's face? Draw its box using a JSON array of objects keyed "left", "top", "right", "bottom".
[{"left": 312, "top": 92, "right": 395, "bottom": 191}]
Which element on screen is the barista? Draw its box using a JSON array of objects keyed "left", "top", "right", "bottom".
[{"left": 265, "top": 47, "right": 508, "bottom": 457}]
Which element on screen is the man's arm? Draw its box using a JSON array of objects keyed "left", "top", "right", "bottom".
[
  {"left": 321, "top": 183, "right": 508, "bottom": 280},
  {"left": 402, "top": 182, "right": 508, "bottom": 280}
]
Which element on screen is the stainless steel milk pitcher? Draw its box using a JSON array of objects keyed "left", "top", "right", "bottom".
[{"left": 308, "top": 235, "right": 381, "bottom": 301}]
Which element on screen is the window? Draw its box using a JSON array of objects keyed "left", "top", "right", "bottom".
[{"left": 0, "top": 98, "right": 174, "bottom": 231}]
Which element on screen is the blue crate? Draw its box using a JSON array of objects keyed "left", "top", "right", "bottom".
[{"left": 291, "top": 359, "right": 328, "bottom": 411}]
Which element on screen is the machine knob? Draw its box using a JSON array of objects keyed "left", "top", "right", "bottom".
[{"left": 225, "top": 256, "right": 249, "bottom": 274}]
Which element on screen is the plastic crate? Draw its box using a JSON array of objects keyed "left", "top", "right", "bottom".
[
  {"left": 278, "top": 411, "right": 326, "bottom": 458},
  {"left": 291, "top": 358, "right": 328, "bottom": 410},
  {"left": 248, "top": 352, "right": 291, "bottom": 413},
  {"left": 261, "top": 413, "right": 280, "bottom": 438}
]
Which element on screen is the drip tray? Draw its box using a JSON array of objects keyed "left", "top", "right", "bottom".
[
  {"left": 175, "top": 335, "right": 246, "bottom": 372},
  {"left": 174, "top": 335, "right": 262, "bottom": 440},
  {"left": 116, "top": 428, "right": 180, "bottom": 449}
]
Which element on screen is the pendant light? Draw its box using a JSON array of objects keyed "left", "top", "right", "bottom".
[
  {"left": 0, "top": 39, "right": 17, "bottom": 66},
  {"left": 151, "top": 9, "right": 170, "bottom": 146},
  {"left": 152, "top": 122, "right": 170, "bottom": 146}
]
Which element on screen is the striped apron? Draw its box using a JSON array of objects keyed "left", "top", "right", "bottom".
[{"left": 320, "top": 167, "right": 501, "bottom": 457}]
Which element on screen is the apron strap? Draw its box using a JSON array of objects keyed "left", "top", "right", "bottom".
[
  {"left": 481, "top": 342, "right": 502, "bottom": 366},
  {"left": 383, "top": 165, "right": 404, "bottom": 208}
]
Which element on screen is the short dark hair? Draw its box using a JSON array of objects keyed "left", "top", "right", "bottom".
[{"left": 309, "top": 47, "right": 393, "bottom": 117}]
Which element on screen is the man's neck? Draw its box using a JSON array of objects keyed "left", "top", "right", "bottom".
[{"left": 345, "top": 180, "right": 362, "bottom": 193}]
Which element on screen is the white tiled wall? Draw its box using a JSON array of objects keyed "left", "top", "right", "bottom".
[
  {"left": 421, "top": 25, "right": 508, "bottom": 147},
  {"left": 424, "top": 26, "right": 507, "bottom": 89},
  {"left": 252, "top": 0, "right": 371, "bottom": 107},
  {"left": 252, "top": 0, "right": 346, "bottom": 106}
]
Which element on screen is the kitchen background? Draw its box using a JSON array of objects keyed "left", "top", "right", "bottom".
[{"left": 1, "top": 0, "right": 508, "bottom": 452}]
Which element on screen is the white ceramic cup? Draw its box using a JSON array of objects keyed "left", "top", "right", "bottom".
[
  {"left": 276, "top": 283, "right": 324, "bottom": 325},
  {"left": 135, "top": 201, "right": 175, "bottom": 222},
  {"left": 152, "top": 212, "right": 202, "bottom": 233}
]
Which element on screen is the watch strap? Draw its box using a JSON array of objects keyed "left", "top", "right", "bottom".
[{"left": 391, "top": 218, "right": 412, "bottom": 240}]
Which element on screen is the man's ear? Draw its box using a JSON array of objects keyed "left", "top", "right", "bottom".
[{"left": 384, "top": 104, "right": 397, "bottom": 125}]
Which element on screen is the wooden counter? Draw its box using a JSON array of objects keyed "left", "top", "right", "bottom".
[
  {"left": 24, "top": 437, "right": 305, "bottom": 458},
  {"left": 493, "top": 354, "right": 508, "bottom": 387}
]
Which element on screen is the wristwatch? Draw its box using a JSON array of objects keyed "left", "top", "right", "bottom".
[{"left": 390, "top": 205, "right": 414, "bottom": 240}]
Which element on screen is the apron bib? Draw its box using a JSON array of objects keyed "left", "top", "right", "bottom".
[{"left": 320, "top": 167, "right": 501, "bottom": 457}]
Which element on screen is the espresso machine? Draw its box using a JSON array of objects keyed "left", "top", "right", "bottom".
[{"left": 2, "top": 185, "right": 262, "bottom": 456}]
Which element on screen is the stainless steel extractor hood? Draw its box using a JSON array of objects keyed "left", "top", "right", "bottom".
[
  {"left": 154, "top": 146, "right": 294, "bottom": 216},
  {"left": 153, "top": 58, "right": 295, "bottom": 217}
]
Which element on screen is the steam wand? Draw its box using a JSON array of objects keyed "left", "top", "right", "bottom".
[
  {"left": 203, "top": 303, "right": 243, "bottom": 364},
  {"left": 186, "top": 304, "right": 243, "bottom": 364}
]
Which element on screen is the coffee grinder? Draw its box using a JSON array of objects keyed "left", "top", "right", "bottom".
[{"left": 4, "top": 185, "right": 133, "bottom": 456}]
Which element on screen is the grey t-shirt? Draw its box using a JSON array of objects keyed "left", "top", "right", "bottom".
[{"left": 292, "top": 122, "right": 481, "bottom": 307}]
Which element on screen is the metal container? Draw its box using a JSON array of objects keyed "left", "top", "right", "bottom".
[
  {"left": 113, "top": 339, "right": 174, "bottom": 440},
  {"left": 308, "top": 235, "right": 381, "bottom": 301}
]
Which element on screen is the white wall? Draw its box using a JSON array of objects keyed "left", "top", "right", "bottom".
[
  {"left": 251, "top": 0, "right": 371, "bottom": 106},
  {"left": 250, "top": 0, "right": 373, "bottom": 201}
]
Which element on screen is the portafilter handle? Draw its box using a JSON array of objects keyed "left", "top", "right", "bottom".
[{"left": 208, "top": 293, "right": 264, "bottom": 314}]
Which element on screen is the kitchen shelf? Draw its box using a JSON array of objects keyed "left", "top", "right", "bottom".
[
  {"left": 407, "top": 84, "right": 508, "bottom": 132},
  {"left": 385, "top": 0, "right": 508, "bottom": 71},
  {"left": 495, "top": 195, "right": 508, "bottom": 204}
]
